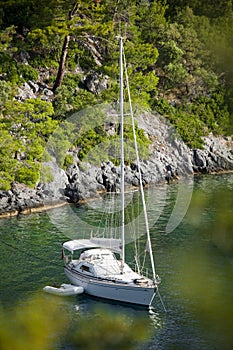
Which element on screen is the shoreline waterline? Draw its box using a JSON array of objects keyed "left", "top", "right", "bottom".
[{"left": 1, "top": 170, "right": 233, "bottom": 219}]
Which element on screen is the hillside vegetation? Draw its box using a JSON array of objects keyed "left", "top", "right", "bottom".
[{"left": 0, "top": 0, "right": 233, "bottom": 190}]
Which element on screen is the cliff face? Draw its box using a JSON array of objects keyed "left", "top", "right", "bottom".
[{"left": 0, "top": 112, "right": 233, "bottom": 217}]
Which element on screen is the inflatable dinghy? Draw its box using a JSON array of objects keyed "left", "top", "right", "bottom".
[{"left": 43, "top": 283, "right": 84, "bottom": 296}]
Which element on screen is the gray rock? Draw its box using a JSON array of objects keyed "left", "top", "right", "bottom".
[
  {"left": 39, "top": 69, "right": 50, "bottom": 81},
  {"left": 16, "top": 82, "right": 37, "bottom": 101},
  {"left": 28, "top": 80, "right": 40, "bottom": 93},
  {"left": 192, "top": 135, "right": 233, "bottom": 173},
  {"left": 0, "top": 182, "right": 43, "bottom": 214},
  {"left": 41, "top": 157, "right": 69, "bottom": 200},
  {"left": 15, "top": 79, "right": 54, "bottom": 102},
  {"left": 16, "top": 51, "right": 30, "bottom": 64},
  {"left": 83, "top": 72, "right": 109, "bottom": 94},
  {"left": 40, "top": 87, "right": 54, "bottom": 101}
]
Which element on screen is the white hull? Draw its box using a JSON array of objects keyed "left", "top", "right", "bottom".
[{"left": 64, "top": 266, "right": 156, "bottom": 306}]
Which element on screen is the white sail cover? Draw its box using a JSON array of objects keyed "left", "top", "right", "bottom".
[{"left": 63, "top": 238, "right": 121, "bottom": 254}]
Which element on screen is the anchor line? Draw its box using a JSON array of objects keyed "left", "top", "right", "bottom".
[{"left": 0, "top": 238, "right": 63, "bottom": 267}]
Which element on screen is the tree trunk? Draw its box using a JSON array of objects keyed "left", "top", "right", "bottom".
[
  {"left": 52, "top": 34, "right": 71, "bottom": 92},
  {"left": 52, "top": 2, "right": 78, "bottom": 92}
]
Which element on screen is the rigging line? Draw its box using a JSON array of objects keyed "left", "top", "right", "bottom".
[
  {"left": 95, "top": 193, "right": 114, "bottom": 238},
  {"left": 119, "top": 35, "right": 125, "bottom": 270},
  {"left": 112, "top": 194, "right": 119, "bottom": 240},
  {"left": 111, "top": 192, "right": 118, "bottom": 239},
  {"left": 0, "top": 238, "right": 63, "bottom": 268},
  {"left": 94, "top": 262, "right": 119, "bottom": 275},
  {"left": 135, "top": 193, "right": 142, "bottom": 269},
  {"left": 96, "top": 201, "right": 107, "bottom": 237},
  {"left": 157, "top": 287, "right": 167, "bottom": 313},
  {"left": 127, "top": 201, "right": 140, "bottom": 269},
  {"left": 122, "top": 43, "right": 157, "bottom": 281}
]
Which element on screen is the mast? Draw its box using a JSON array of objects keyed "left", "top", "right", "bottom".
[
  {"left": 122, "top": 48, "right": 157, "bottom": 281},
  {"left": 119, "top": 36, "right": 125, "bottom": 271}
]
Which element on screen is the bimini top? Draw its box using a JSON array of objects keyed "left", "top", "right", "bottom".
[{"left": 63, "top": 238, "right": 121, "bottom": 254}]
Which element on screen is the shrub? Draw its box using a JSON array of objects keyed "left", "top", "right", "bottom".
[
  {"left": 15, "top": 162, "right": 40, "bottom": 188},
  {"left": 63, "top": 154, "right": 74, "bottom": 169},
  {"left": 0, "top": 172, "right": 13, "bottom": 191},
  {"left": 17, "top": 64, "right": 38, "bottom": 82}
]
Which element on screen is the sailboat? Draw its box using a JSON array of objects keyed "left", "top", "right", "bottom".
[{"left": 62, "top": 37, "right": 161, "bottom": 307}]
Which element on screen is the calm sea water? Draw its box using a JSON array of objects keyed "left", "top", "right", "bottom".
[{"left": 0, "top": 173, "right": 232, "bottom": 349}]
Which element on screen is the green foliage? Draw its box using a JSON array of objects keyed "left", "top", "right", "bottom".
[
  {"left": 170, "top": 110, "right": 207, "bottom": 149},
  {"left": 8, "top": 63, "right": 38, "bottom": 84},
  {"left": 0, "top": 80, "right": 15, "bottom": 106},
  {"left": 0, "top": 99, "right": 57, "bottom": 189},
  {"left": 0, "top": 26, "right": 19, "bottom": 83},
  {"left": 0, "top": 25, "right": 17, "bottom": 58},
  {"left": 0, "top": 0, "right": 63, "bottom": 31},
  {"left": 15, "top": 161, "right": 40, "bottom": 187},
  {"left": 168, "top": 0, "right": 233, "bottom": 19},
  {"left": 1, "top": 60, "right": 38, "bottom": 84},
  {"left": 27, "top": 26, "right": 65, "bottom": 59},
  {"left": 155, "top": 16, "right": 214, "bottom": 97},
  {"left": 17, "top": 64, "right": 38, "bottom": 81},
  {"left": 46, "top": 120, "right": 75, "bottom": 168},
  {"left": 137, "top": 0, "right": 168, "bottom": 43},
  {"left": 0, "top": 172, "right": 13, "bottom": 191},
  {"left": 155, "top": 90, "right": 231, "bottom": 148},
  {"left": 53, "top": 86, "right": 98, "bottom": 118},
  {"left": 190, "top": 93, "right": 230, "bottom": 134},
  {"left": 0, "top": 0, "right": 232, "bottom": 189},
  {"left": 154, "top": 98, "right": 206, "bottom": 148},
  {"left": 0, "top": 129, "right": 20, "bottom": 190},
  {"left": 101, "top": 34, "right": 159, "bottom": 108},
  {"left": 63, "top": 154, "right": 74, "bottom": 169},
  {"left": 76, "top": 120, "right": 151, "bottom": 166},
  {"left": 76, "top": 127, "right": 109, "bottom": 163}
]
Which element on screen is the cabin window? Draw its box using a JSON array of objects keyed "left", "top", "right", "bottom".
[
  {"left": 79, "top": 264, "right": 95, "bottom": 276},
  {"left": 81, "top": 265, "right": 90, "bottom": 272}
]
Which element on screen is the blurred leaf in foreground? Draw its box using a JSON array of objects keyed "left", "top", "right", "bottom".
[
  {"left": 174, "top": 188, "right": 233, "bottom": 349},
  {"left": 67, "top": 306, "right": 151, "bottom": 350},
  {"left": 0, "top": 295, "right": 151, "bottom": 350},
  {"left": 0, "top": 295, "right": 67, "bottom": 350}
]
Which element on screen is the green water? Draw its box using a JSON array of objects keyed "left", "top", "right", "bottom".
[{"left": 0, "top": 173, "right": 232, "bottom": 349}]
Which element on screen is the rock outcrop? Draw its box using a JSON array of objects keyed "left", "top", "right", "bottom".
[
  {"left": 16, "top": 80, "right": 54, "bottom": 102},
  {"left": 191, "top": 135, "right": 233, "bottom": 173},
  {"left": 0, "top": 182, "right": 65, "bottom": 217}
]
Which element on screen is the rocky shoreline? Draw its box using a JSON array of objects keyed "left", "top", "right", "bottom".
[{"left": 1, "top": 113, "right": 233, "bottom": 218}]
